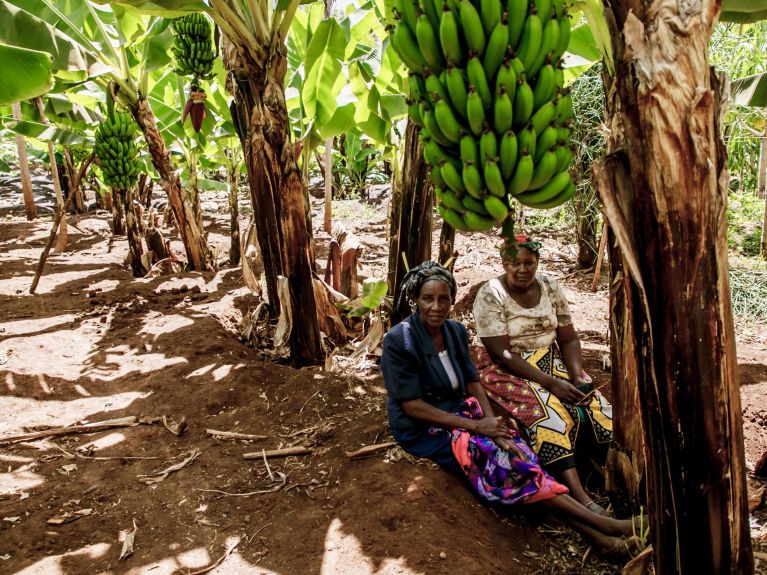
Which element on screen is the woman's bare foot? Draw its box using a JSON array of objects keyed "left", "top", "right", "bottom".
[{"left": 593, "top": 534, "right": 642, "bottom": 558}]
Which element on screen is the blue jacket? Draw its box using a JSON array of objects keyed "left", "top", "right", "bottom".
[{"left": 381, "top": 313, "right": 480, "bottom": 436}]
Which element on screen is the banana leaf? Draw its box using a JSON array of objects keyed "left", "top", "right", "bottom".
[
  {"left": 302, "top": 18, "right": 347, "bottom": 127},
  {"left": 0, "top": 44, "right": 53, "bottom": 105},
  {"left": 731, "top": 73, "right": 767, "bottom": 107},
  {"left": 3, "top": 118, "right": 90, "bottom": 146},
  {"left": 721, "top": 0, "right": 767, "bottom": 23}
]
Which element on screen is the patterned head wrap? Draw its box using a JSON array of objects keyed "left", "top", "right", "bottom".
[
  {"left": 397, "top": 261, "right": 457, "bottom": 309},
  {"left": 499, "top": 234, "right": 542, "bottom": 261}
]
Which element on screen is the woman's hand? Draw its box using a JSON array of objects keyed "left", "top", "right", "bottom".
[
  {"left": 473, "top": 416, "right": 512, "bottom": 439},
  {"left": 546, "top": 377, "right": 586, "bottom": 403},
  {"left": 494, "top": 437, "right": 528, "bottom": 461}
]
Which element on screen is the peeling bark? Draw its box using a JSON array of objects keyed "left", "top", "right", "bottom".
[
  {"left": 227, "top": 163, "right": 241, "bottom": 267},
  {"left": 119, "top": 187, "right": 147, "bottom": 278}
]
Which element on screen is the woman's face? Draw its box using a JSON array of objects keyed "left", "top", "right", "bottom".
[
  {"left": 503, "top": 247, "right": 539, "bottom": 290},
  {"left": 416, "top": 279, "right": 452, "bottom": 330}
]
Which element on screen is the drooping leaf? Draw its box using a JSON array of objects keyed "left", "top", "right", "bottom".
[
  {"left": 567, "top": 23, "right": 601, "bottom": 64},
  {"left": 721, "top": 0, "right": 767, "bottom": 23},
  {"left": 92, "top": 0, "right": 207, "bottom": 17},
  {"left": 0, "top": 44, "right": 54, "bottom": 105},
  {"left": 302, "top": 19, "right": 346, "bottom": 127},
  {"left": 731, "top": 73, "right": 767, "bottom": 107},
  {"left": 319, "top": 103, "right": 356, "bottom": 139},
  {"left": 361, "top": 277, "right": 389, "bottom": 310},
  {"left": 4, "top": 118, "right": 90, "bottom": 145}
]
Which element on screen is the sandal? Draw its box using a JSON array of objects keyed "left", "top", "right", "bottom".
[{"left": 585, "top": 500, "right": 612, "bottom": 517}]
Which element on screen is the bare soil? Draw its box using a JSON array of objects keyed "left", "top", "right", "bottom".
[{"left": 1, "top": 181, "right": 765, "bottom": 574}]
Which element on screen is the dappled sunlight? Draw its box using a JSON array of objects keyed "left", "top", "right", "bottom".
[
  {"left": 137, "top": 313, "right": 195, "bottom": 340},
  {"left": 0, "top": 314, "right": 76, "bottom": 337},
  {"left": 79, "top": 431, "right": 128, "bottom": 452},
  {"left": 320, "top": 518, "right": 421, "bottom": 575},
  {"left": 0, "top": 391, "right": 150, "bottom": 434},
  {"left": 0, "top": 268, "right": 111, "bottom": 295},
  {"left": 185, "top": 363, "right": 216, "bottom": 379},
  {"left": 0, "top": 461, "right": 45, "bottom": 494},
  {"left": 82, "top": 345, "right": 187, "bottom": 382},
  {"left": 1, "top": 328, "right": 102, "bottom": 381},
  {"left": 85, "top": 278, "right": 121, "bottom": 294},
  {"left": 15, "top": 543, "right": 111, "bottom": 575}
]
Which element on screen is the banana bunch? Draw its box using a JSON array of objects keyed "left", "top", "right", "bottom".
[
  {"left": 95, "top": 111, "right": 140, "bottom": 191},
  {"left": 389, "top": 0, "right": 576, "bottom": 232},
  {"left": 170, "top": 13, "right": 216, "bottom": 83}
]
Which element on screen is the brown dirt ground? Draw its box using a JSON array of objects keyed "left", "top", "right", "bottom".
[{"left": 1, "top": 182, "right": 766, "bottom": 575}]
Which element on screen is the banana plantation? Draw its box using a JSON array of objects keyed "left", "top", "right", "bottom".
[{"left": 0, "top": 0, "right": 766, "bottom": 573}]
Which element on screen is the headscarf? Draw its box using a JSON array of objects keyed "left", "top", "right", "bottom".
[
  {"left": 397, "top": 261, "right": 457, "bottom": 310},
  {"left": 499, "top": 234, "right": 542, "bottom": 261}
]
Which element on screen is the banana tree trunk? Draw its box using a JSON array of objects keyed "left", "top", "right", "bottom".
[
  {"left": 388, "top": 120, "right": 433, "bottom": 324},
  {"left": 227, "top": 40, "right": 322, "bottom": 366},
  {"left": 34, "top": 98, "right": 67, "bottom": 252},
  {"left": 132, "top": 98, "right": 208, "bottom": 271},
  {"left": 227, "top": 162, "right": 241, "bottom": 266},
  {"left": 323, "top": 139, "right": 333, "bottom": 232},
  {"left": 119, "top": 187, "right": 146, "bottom": 277},
  {"left": 188, "top": 151, "right": 204, "bottom": 233},
  {"left": 12, "top": 102, "right": 37, "bottom": 221},
  {"left": 111, "top": 187, "right": 125, "bottom": 235},
  {"left": 596, "top": 1, "right": 753, "bottom": 572},
  {"left": 758, "top": 109, "right": 766, "bottom": 200},
  {"left": 438, "top": 222, "right": 455, "bottom": 269}
]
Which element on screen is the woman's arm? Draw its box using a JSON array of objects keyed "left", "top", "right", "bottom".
[
  {"left": 480, "top": 335, "right": 584, "bottom": 403},
  {"left": 556, "top": 324, "right": 588, "bottom": 385},
  {"left": 401, "top": 398, "right": 512, "bottom": 439}
]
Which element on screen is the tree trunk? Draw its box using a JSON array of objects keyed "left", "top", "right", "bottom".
[
  {"left": 438, "top": 221, "right": 456, "bottom": 270},
  {"left": 119, "top": 187, "right": 146, "bottom": 277},
  {"left": 323, "top": 139, "right": 333, "bottom": 232},
  {"left": 758, "top": 109, "right": 766, "bottom": 199},
  {"left": 34, "top": 98, "right": 67, "bottom": 252},
  {"left": 188, "top": 151, "right": 204, "bottom": 234},
  {"left": 388, "top": 120, "right": 433, "bottom": 324},
  {"left": 597, "top": 1, "right": 753, "bottom": 572},
  {"left": 576, "top": 202, "right": 598, "bottom": 268},
  {"left": 228, "top": 161, "right": 241, "bottom": 267},
  {"left": 111, "top": 188, "right": 125, "bottom": 235},
  {"left": 226, "top": 40, "right": 322, "bottom": 366},
  {"left": 12, "top": 102, "right": 37, "bottom": 220},
  {"left": 131, "top": 98, "right": 208, "bottom": 271}
]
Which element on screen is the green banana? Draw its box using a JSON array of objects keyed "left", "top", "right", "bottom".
[
  {"left": 395, "top": 0, "right": 419, "bottom": 29},
  {"left": 507, "top": 150, "right": 534, "bottom": 196},
  {"left": 479, "top": 129, "right": 498, "bottom": 166},
  {"left": 512, "top": 75, "right": 534, "bottom": 129},
  {"left": 460, "top": 132, "right": 479, "bottom": 164},
  {"left": 480, "top": 0, "right": 502, "bottom": 36},
  {"left": 425, "top": 72, "right": 451, "bottom": 103},
  {"left": 508, "top": 55, "right": 525, "bottom": 77},
  {"left": 408, "top": 73, "right": 426, "bottom": 101},
  {"left": 534, "top": 124, "right": 558, "bottom": 163},
  {"left": 493, "top": 86, "right": 513, "bottom": 135},
  {"left": 464, "top": 210, "right": 497, "bottom": 231},
  {"left": 532, "top": 63, "right": 555, "bottom": 110},
  {"left": 392, "top": 24, "right": 428, "bottom": 73},
  {"left": 555, "top": 144, "right": 574, "bottom": 173},
  {"left": 517, "top": 123, "right": 537, "bottom": 158},
  {"left": 434, "top": 98, "right": 462, "bottom": 143},
  {"left": 523, "top": 179, "right": 576, "bottom": 209},
  {"left": 441, "top": 159, "right": 467, "bottom": 194},
  {"left": 554, "top": 11, "right": 571, "bottom": 58},
  {"left": 423, "top": 108, "right": 455, "bottom": 147},
  {"left": 419, "top": 0, "right": 441, "bottom": 35},
  {"left": 495, "top": 60, "right": 517, "bottom": 103},
  {"left": 484, "top": 158, "right": 506, "bottom": 197},
  {"left": 422, "top": 134, "right": 447, "bottom": 165},
  {"left": 458, "top": 0, "right": 486, "bottom": 56},
  {"left": 431, "top": 163, "right": 446, "bottom": 187},
  {"left": 408, "top": 98, "right": 425, "bottom": 128},
  {"left": 462, "top": 194, "right": 490, "bottom": 215},
  {"left": 445, "top": 65, "right": 469, "bottom": 118},
  {"left": 499, "top": 130, "right": 518, "bottom": 180},
  {"left": 534, "top": 0, "right": 552, "bottom": 22},
  {"left": 462, "top": 160, "right": 485, "bottom": 199},
  {"left": 466, "top": 87, "right": 486, "bottom": 136},
  {"left": 467, "top": 55, "right": 492, "bottom": 109},
  {"left": 555, "top": 90, "right": 573, "bottom": 124},
  {"left": 439, "top": 205, "right": 471, "bottom": 231},
  {"left": 417, "top": 13, "right": 445, "bottom": 70},
  {"left": 527, "top": 148, "right": 557, "bottom": 190},
  {"left": 507, "top": 0, "right": 528, "bottom": 47},
  {"left": 527, "top": 16, "right": 559, "bottom": 78},
  {"left": 516, "top": 10, "right": 542, "bottom": 70},
  {"left": 439, "top": 6, "right": 464, "bottom": 65},
  {"left": 483, "top": 15, "right": 510, "bottom": 81},
  {"left": 531, "top": 99, "right": 556, "bottom": 133},
  {"left": 484, "top": 194, "right": 509, "bottom": 221},
  {"left": 516, "top": 170, "right": 572, "bottom": 207},
  {"left": 437, "top": 187, "right": 468, "bottom": 212}
]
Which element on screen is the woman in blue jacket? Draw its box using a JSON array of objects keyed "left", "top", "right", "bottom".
[{"left": 381, "top": 261, "right": 638, "bottom": 553}]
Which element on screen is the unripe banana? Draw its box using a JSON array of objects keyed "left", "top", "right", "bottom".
[
  {"left": 507, "top": 0, "right": 528, "bottom": 48},
  {"left": 462, "top": 160, "right": 485, "bottom": 199},
  {"left": 493, "top": 86, "right": 513, "bottom": 135},
  {"left": 484, "top": 194, "right": 509, "bottom": 221},
  {"left": 416, "top": 12, "right": 445, "bottom": 70},
  {"left": 555, "top": 90, "right": 573, "bottom": 124},
  {"left": 534, "top": 0, "right": 552, "bottom": 24},
  {"left": 462, "top": 194, "right": 491, "bottom": 215},
  {"left": 436, "top": 187, "right": 468, "bottom": 212},
  {"left": 439, "top": 205, "right": 471, "bottom": 231},
  {"left": 484, "top": 158, "right": 506, "bottom": 197},
  {"left": 507, "top": 151, "right": 534, "bottom": 196},
  {"left": 419, "top": 0, "right": 442, "bottom": 35},
  {"left": 516, "top": 170, "right": 571, "bottom": 207},
  {"left": 458, "top": 0, "right": 486, "bottom": 56},
  {"left": 508, "top": 55, "right": 525, "bottom": 78},
  {"left": 517, "top": 123, "right": 537, "bottom": 158},
  {"left": 423, "top": 108, "right": 455, "bottom": 147},
  {"left": 408, "top": 73, "right": 427, "bottom": 102},
  {"left": 483, "top": 15, "right": 510, "bottom": 81},
  {"left": 555, "top": 144, "right": 574, "bottom": 173},
  {"left": 532, "top": 63, "right": 555, "bottom": 110},
  {"left": 527, "top": 16, "right": 559, "bottom": 78},
  {"left": 527, "top": 148, "right": 557, "bottom": 190},
  {"left": 531, "top": 99, "right": 556, "bottom": 134},
  {"left": 464, "top": 210, "right": 497, "bottom": 231},
  {"left": 554, "top": 11, "right": 571, "bottom": 58},
  {"left": 445, "top": 65, "right": 469, "bottom": 118},
  {"left": 396, "top": 0, "right": 419, "bottom": 30},
  {"left": 467, "top": 54, "right": 492, "bottom": 109},
  {"left": 439, "top": 6, "right": 464, "bottom": 65},
  {"left": 480, "top": 0, "right": 502, "bottom": 36},
  {"left": 516, "top": 9, "right": 542, "bottom": 70},
  {"left": 525, "top": 179, "right": 575, "bottom": 209},
  {"left": 495, "top": 60, "right": 517, "bottom": 103},
  {"left": 466, "top": 87, "right": 486, "bottom": 136},
  {"left": 499, "top": 130, "right": 518, "bottom": 180},
  {"left": 425, "top": 72, "right": 450, "bottom": 103},
  {"left": 441, "top": 159, "right": 467, "bottom": 194},
  {"left": 392, "top": 24, "right": 428, "bottom": 73},
  {"left": 512, "top": 75, "right": 534, "bottom": 129},
  {"left": 422, "top": 134, "right": 447, "bottom": 165},
  {"left": 553, "top": 63, "right": 565, "bottom": 90},
  {"left": 408, "top": 98, "right": 425, "bottom": 128},
  {"left": 431, "top": 163, "right": 446, "bottom": 187},
  {"left": 433, "top": 98, "right": 462, "bottom": 143},
  {"left": 534, "top": 124, "right": 558, "bottom": 163},
  {"left": 479, "top": 129, "right": 498, "bottom": 166},
  {"left": 460, "top": 132, "right": 479, "bottom": 164}
]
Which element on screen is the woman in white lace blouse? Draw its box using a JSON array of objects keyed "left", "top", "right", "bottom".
[{"left": 472, "top": 234, "right": 614, "bottom": 516}]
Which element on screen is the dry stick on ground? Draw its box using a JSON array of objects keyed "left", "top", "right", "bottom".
[
  {"left": 49, "top": 443, "right": 160, "bottom": 461},
  {"left": 137, "top": 449, "right": 200, "bottom": 485},
  {"left": 181, "top": 538, "right": 241, "bottom": 575},
  {"left": 242, "top": 446, "right": 311, "bottom": 459},
  {"left": 591, "top": 221, "right": 608, "bottom": 293},
  {"left": 195, "top": 473, "right": 287, "bottom": 498},
  {"left": 205, "top": 429, "right": 267, "bottom": 441},
  {"left": 345, "top": 441, "right": 396, "bottom": 460},
  {"left": 29, "top": 151, "right": 95, "bottom": 294},
  {"left": 0, "top": 416, "right": 138, "bottom": 445}
]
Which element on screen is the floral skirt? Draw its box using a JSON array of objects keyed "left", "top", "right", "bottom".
[
  {"left": 473, "top": 345, "right": 613, "bottom": 471},
  {"left": 447, "top": 397, "right": 568, "bottom": 505}
]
